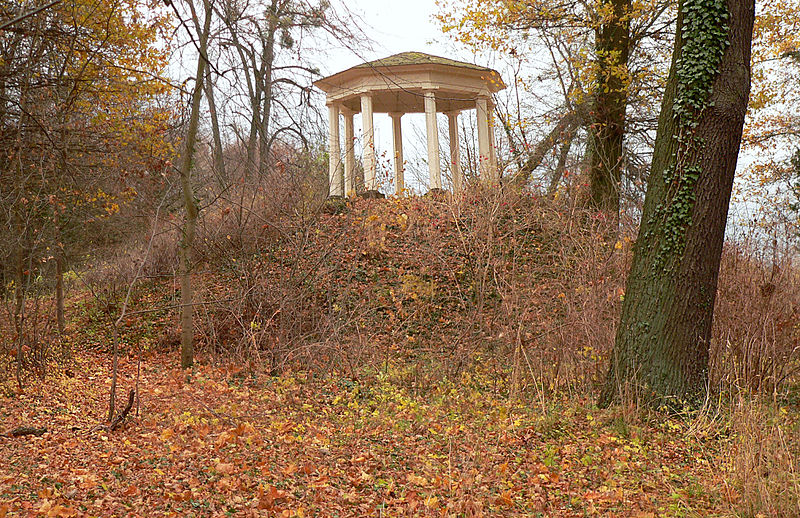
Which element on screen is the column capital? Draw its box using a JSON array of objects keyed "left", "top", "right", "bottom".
[
  {"left": 388, "top": 112, "right": 404, "bottom": 119},
  {"left": 477, "top": 95, "right": 495, "bottom": 112},
  {"left": 340, "top": 106, "right": 355, "bottom": 116},
  {"left": 444, "top": 110, "right": 461, "bottom": 118}
]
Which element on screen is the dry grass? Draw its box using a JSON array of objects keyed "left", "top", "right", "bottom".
[
  {"left": 724, "top": 396, "right": 800, "bottom": 516},
  {"left": 7, "top": 181, "right": 800, "bottom": 515},
  {"left": 712, "top": 242, "right": 800, "bottom": 394}
]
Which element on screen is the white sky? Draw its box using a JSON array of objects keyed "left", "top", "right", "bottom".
[{"left": 324, "top": 0, "right": 451, "bottom": 73}]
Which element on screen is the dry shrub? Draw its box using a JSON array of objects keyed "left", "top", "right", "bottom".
[
  {"left": 712, "top": 241, "right": 800, "bottom": 393},
  {"left": 186, "top": 183, "right": 629, "bottom": 391},
  {"left": 726, "top": 397, "right": 800, "bottom": 516},
  {"left": 192, "top": 144, "right": 328, "bottom": 266},
  {"left": 183, "top": 147, "right": 362, "bottom": 370},
  {"left": 439, "top": 185, "right": 626, "bottom": 396},
  {"left": 0, "top": 290, "right": 59, "bottom": 388},
  {"left": 181, "top": 182, "right": 635, "bottom": 392},
  {"left": 94, "top": 153, "right": 800, "bottom": 402},
  {"left": 86, "top": 143, "right": 335, "bottom": 367}
]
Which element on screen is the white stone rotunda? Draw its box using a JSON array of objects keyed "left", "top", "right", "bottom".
[{"left": 313, "top": 52, "right": 506, "bottom": 197}]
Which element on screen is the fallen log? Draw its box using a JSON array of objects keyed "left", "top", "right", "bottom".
[{"left": 5, "top": 426, "right": 47, "bottom": 437}]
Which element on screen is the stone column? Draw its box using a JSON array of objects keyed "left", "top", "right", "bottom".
[
  {"left": 327, "top": 103, "right": 343, "bottom": 197},
  {"left": 488, "top": 100, "right": 498, "bottom": 182},
  {"left": 342, "top": 108, "right": 356, "bottom": 196},
  {"left": 424, "top": 90, "right": 442, "bottom": 190},
  {"left": 476, "top": 96, "right": 492, "bottom": 181},
  {"left": 446, "top": 111, "right": 462, "bottom": 192},
  {"left": 389, "top": 112, "right": 405, "bottom": 196},
  {"left": 360, "top": 94, "right": 377, "bottom": 192}
]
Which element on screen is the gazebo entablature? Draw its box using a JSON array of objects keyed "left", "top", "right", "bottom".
[{"left": 313, "top": 52, "right": 506, "bottom": 198}]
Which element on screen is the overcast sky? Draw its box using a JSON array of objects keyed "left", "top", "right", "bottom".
[{"left": 324, "top": 0, "right": 453, "bottom": 74}]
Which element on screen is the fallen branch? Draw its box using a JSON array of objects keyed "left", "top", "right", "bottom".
[
  {"left": 109, "top": 389, "right": 135, "bottom": 431},
  {"left": 509, "top": 109, "right": 583, "bottom": 188},
  {"left": 3, "top": 426, "right": 47, "bottom": 438}
]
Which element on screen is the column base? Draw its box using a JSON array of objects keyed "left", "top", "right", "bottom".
[
  {"left": 425, "top": 188, "right": 448, "bottom": 198},
  {"left": 323, "top": 195, "right": 348, "bottom": 214},
  {"left": 360, "top": 189, "right": 385, "bottom": 199}
]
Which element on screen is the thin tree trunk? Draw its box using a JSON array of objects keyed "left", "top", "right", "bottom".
[
  {"left": 257, "top": 0, "right": 279, "bottom": 175},
  {"left": 600, "top": 0, "right": 755, "bottom": 407},
  {"left": 179, "top": 0, "right": 212, "bottom": 370},
  {"left": 108, "top": 321, "right": 120, "bottom": 420},
  {"left": 14, "top": 214, "right": 25, "bottom": 391},
  {"left": 511, "top": 110, "right": 581, "bottom": 187},
  {"left": 547, "top": 130, "right": 575, "bottom": 197},
  {"left": 588, "top": 0, "right": 630, "bottom": 222},
  {"left": 53, "top": 202, "right": 65, "bottom": 336},
  {"left": 204, "top": 67, "right": 226, "bottom": 184},
  {"left": 247, "top": 99, "right": 260, "bottom": 173},
  {"left": 55, "top": 248, "right": 65, "bottom": 336}
]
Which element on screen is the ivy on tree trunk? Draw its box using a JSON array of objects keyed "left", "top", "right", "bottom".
[{"left": 599, "top": 0, "right": 755, "bottom": 408}]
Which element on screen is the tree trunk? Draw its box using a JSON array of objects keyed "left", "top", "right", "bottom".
[
  {"left": 204, "top": 66, "right": 226, "bottom": 184},
  {"left": 13, "top": 210, "right": 25, "bottom": 391},
  {"left": 257, "top": 0, "right": 279, "bottom": 175},
  {"left": 547, "top": 130, "right": 575, "bottom": 197},
  {"left": 511, "top": 110, "right": 581, "bottom": 187},
  {"left": 178, "top": 0, "right": 212, "bottom": 370},
  {"left": 55, "top": 247, "right": 65, "bottom": 336},
  {"left": 587, "top": 0, "right": 630, "bottom": 222},
  {"left": 53, "top": 193, "right": 65, "bottom": 337},
  {"left": 599, "top": 0, "right": 755, "bottom": 407},
  {"left": 258, "top": 29, "right": 276, "bottom": 174}
]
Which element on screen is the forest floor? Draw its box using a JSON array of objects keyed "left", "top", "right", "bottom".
[
  {"left": 1, "top": 348, "right": 793, "bottom": 517},
  {"left": 2, "top": 194, "right": 799, "bottom": 516}
]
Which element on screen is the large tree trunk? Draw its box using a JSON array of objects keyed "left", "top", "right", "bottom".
[
  {"left": 587, "top": 0, "right": 631, "bottom": 221},
  {"left": 599, "top": 0, "right": 755, "bottom": 407},
  {"left": 178, "top": 0, "right": 212, "bottom": 370}
]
